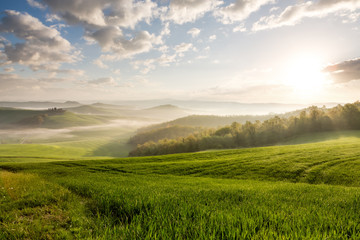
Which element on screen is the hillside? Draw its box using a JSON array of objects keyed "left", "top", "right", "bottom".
[
  {"left": 130, "top": 102, "right": 360, "bottom": 156},
  {"left": 0, "top": 108, "right": 110, "bottom": 129},
  {"left": 66, "top": 105, "right": 118, "bottom": 115},
  {"left": 0, "top": 108, "right": 45, "bottom": 125},
  {"left": 1, "top": 132, "right": 360, "bottom": 238},
  {"left": 2, "top": 130, "right": 360, "bottom": 185}
]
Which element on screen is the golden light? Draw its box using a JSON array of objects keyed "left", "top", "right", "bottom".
[{"left": 284, "top": 54, "right": 328, "bottom": 96}]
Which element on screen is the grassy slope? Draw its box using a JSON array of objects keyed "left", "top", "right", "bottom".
[
  {"left": 0, "top": 108, "right": 110, "bottom": 129},
  {"left": 1, "top": 131, "right": 360, "bottom": 238},
  {"left": 42, "top": 112, "right": 110, "bottom": 128},
  {"left": 0, "top": 108, "right": 44, "bottom": 125},
  {"left": 0, "top": 126, "right": 136, "bottom": 162}
]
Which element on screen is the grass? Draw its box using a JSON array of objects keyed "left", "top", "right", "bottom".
[
  {"left": 42, "top": 112, "right": 110, "bottom": 129},
  {"left": 0, "top": 125, "right": 137, "bottom": 162},
  {"left": 0, "top": 108, "right": 44, "bottom": 125},
  {"left": 0, "top": 171, "right": 93, "bottom": 239},
  {"left": 1, "top": 130, "right": 360, "bottom": 239}
]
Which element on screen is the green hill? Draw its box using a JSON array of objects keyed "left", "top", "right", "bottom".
[
  {"left": 1, "top": 131, "right": 360, "bottom": 239},
  {"left": 0, "top": 108, "right": 109, "bottom": 129},
  {"left": 41, "top": 111, "right": 109, "bottom": 128},
  {"left": 0, "top": 108, "right": 45, "bottom": 126}
]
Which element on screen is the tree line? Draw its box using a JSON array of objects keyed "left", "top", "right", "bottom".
[{"left": 129, "top": 102, "right": 360, "bottom": 157}]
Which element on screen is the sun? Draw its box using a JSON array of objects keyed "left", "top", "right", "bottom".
[{"left": 284, "top": 55, "right": 327, "bottom": 95}]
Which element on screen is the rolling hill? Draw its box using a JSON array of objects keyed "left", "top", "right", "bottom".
[
  {"left": 1, "top": 131, "right": 360, "bottom": 238},
  {"left": 0, "top": 108, "right": 110, "bottom": 129}
]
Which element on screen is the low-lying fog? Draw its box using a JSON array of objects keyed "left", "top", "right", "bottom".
[{"left": 0, "top": 119, "right": 158, "bottom": 144}]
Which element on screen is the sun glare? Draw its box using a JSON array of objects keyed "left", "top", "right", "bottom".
[{"left": 284, "top": 55, "right": 327, "bottom": 95}]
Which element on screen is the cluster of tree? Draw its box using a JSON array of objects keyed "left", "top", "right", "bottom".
[
  {"left": 47, "top": 107, "right": 66, "bottom": 114},
  {"left": 129, "top": 102, "right": 360, "bottom": 157}
]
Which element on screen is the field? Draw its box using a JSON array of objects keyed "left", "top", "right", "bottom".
[{"left": 0, "top": 131, "right": 360, "bottom": 239}]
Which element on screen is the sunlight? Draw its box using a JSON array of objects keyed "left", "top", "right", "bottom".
[{"left": 284, "top": 55, "right": 327, "bottom": 95}]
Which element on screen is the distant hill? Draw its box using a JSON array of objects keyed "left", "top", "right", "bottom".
[
  {"left": 112, "top": 99, "right": 337, "bottom": 115},
  {"left": 139, "top": 114, "right": 274, "bottom": 132},
  {"left": 91, "top": 102, "right": 133, "bottom": 110},
  {"left": 0, "top": 108, "right": 109, "bottom": 129},
  {"left": 138, "top": 104, "right": 194, "bottom": 121},
  {"left": 144, "top": 104, "right": 183, "bottom": 111},
  {"left": 66, "top": 105, "right": 117, "bottom": 115}
]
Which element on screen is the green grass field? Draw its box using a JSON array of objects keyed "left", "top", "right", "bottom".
[{"left": 1, "top": 131, "right": 360, "bottom": 239}]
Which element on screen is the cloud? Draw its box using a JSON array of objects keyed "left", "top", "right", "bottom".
[
  {"left": 36, "top": 0, "right": 157, "bottom": 29},
  {"left": 131, "top": 42, "right": 196, "bottom": 74},
  {"left": 165, "top": 0, "right": 221, "bottom": 24},
  {"left": 88, "top": 77, "right": 117, "bottom": 86},
  {"left": 215, "top": 0, "right": 275, "bottom": 24},
  {"left": 131, "top": 53, "right": 177, "bottom": 74},
  {"left": 174, "top": 42, "right": 194, "bottom": 53},
  {"left": 27, "top": 0, "right": 46, "bottom": 9},
  {"left": 34, "top": 0, "right": 163, "bottom": 58},
  {"left": 323, "top": 58, "right": 360, "bottom": 83},
  {"left": 51, "top": 69, "right": 85, "bottom": 76},
  {"left": 253, "top": 0, "right": 360, "bottom": 31},
  {"left": 45, "top": 13, "right": 61, "bottom": 22},
  {"left": 0, "top": 10, "right": 77, "bottom": 71},
  {"left": 93, "top": 59, "right": 109, "bottom": 69},
  {"left": 209, "top": 34, "right": 217, "bottom": 41},
  {"left": 160, "top": 22, "right": 170, "bottom": 36},
  {"left": 233, "top": 25, "right": 246, "bottom": 32},
  {"left": 3, "top": 67, "right": 14, "bottom": 73},
  {"left": 187, "top": 27, "right": 201, "bottom": 38},
  {"left": 105, "top": 0, "right": 157, "bottom": 29},
  {"left": 85, "top": 27, "right": 162, "bottom": 59}
]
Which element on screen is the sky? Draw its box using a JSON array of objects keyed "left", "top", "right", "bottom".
[{"left": 1, "top": 0, "right": 360, "bottom": 104}]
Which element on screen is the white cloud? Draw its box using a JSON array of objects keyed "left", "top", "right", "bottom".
[
  {"left": 27, "top": 0, "right": 46, "bottom": 9},
  {"left": 34, "top": 0, "right": 165, "bottom": 59},
  {"left": 0, "top": 10, "right": 77, "bottom": 71},
  {"left": 37, "top": 0, "right": 157, "bottom": 29},
  {"left": 174, "top": 42, "right": 194, "bottom": 53},
  {"left": 253, "top": 0, "right": 360, "bottom": 31},
  {"left": 165, "top": 0, "right": 221, "bottom": 24},
  {"left": 107, "top": 0, "right": 157, "bottom": 29},
  {"left": 85, "top": 27, "right": 162, "bottom": 59},
  {"left": 209, "top": 34, "right": 217, "bottom": 41},
  {"left": 131, "top": 53, "right": 177, "bottom": 74},
  {"left": 233, "top": 25, "right": 246, "bottom": 32},
  {"left": 45, "top": 14, "right": 62, "bottom": 22},
  {"left": 93, "top": 59, "right": 109, "bottom": 69},
  {"left": 187, "top": 27, "right": 201, "bottom": 38},
  {"left": 215, "top": 0, "right": 275, "bottom": 24},
  {"left": 158, "top": 45, "right": 169, "bottom": 53},
  {"left": 160, "top": 22, "right": 171, "bottom": 36}
]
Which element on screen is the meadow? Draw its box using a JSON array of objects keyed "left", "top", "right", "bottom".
[{"left": 1, "top": 131, "right": 360, "bottom": 239}]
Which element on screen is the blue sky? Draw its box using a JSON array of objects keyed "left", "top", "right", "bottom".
[{"left": 1, "top": 0, "right": 360, "bottom": 103}]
